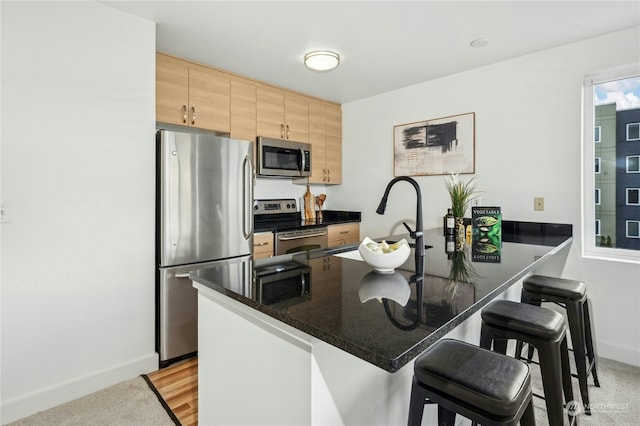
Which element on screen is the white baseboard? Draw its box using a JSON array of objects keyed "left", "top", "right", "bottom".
[
  {"left": 598, "top": 339, "right": 640, "bottom": 367},
  {"left": 1, "top": 352, "right": 159, "bottom": 424}
]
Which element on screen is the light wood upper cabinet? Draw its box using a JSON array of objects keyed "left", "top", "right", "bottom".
[
  {"left": 156, "top": 52, "right": 343, "bottom": 183},
  {"left": 257, "top": 86, "right": 308, "bottom": 142},
  {"left": 307, "top": 101, "right": 342, "bottom": 184},
  {"left": 156, "top": 53, "right": 230, "bottom": 132},
  {"left": 325, "top": 103, "right": 342, "bottom": 184},
  {"left": 230, "top": 78, "right": 257, "bottom": 142},
  {"left": 156, "top": 54, "right": 189, "bottom": 125}
]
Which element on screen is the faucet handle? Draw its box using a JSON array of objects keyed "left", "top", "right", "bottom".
[{"left": 402, "top": 221, "right": 416, "bottom": 237}]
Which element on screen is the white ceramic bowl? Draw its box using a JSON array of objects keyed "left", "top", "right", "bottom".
[{"left": 358, "top": 237, "right": 411, "bottom": 273}]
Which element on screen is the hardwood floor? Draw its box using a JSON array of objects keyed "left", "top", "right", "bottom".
[{"left": 147, "top": 356, "right": 198, "bottom": 426}]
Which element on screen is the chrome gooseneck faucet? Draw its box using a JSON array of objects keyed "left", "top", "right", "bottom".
[{"left": 376, "top": 176, "right": 425, "bottom": 269}]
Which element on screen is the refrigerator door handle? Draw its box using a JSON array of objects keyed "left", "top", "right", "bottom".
[
  {"left": 174, "top": 273, "right": 191, "bottom": 278},
  {"left": 243, "top": 154, "right": 254, "bottom": 240}
]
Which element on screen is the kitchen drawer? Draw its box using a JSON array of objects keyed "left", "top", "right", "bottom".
[
  {"left": 253, "top": 232, "right": 274, "bottom": 259},
  {"left": 327, "top": 223, "right": 360, "bottom": 247}
]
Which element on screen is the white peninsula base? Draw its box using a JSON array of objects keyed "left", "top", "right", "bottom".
[{"left": 196, "top": 285, "right": 421, "bottom": 426}]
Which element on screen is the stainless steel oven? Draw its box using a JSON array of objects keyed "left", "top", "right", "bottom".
[{"left": 275, "top": 227, "right": 328, "bottom": 255}]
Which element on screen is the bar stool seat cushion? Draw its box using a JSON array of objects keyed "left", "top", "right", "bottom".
[
  {"left": 413, "top": 339, "right": 530, "bottom": 417},
  {"left": 524, "top": 274, "right": 586, "bottom": 301},
  {"left": 481, "top": 300, "right": 564, "bottom": 339}
]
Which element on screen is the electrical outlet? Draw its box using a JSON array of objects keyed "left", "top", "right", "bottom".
[
  {"left": 534, "top": 197, "right": 544, "bottom": 211},
  {"left": 472, "top": 197, "right": 482, "bottom": 207}
]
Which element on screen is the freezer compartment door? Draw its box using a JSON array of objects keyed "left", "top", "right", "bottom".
[
  {"left": 158, "top": 256, "right": 253, "bottom": 363},
  {"left": 158, "top": 129, "right": 254, "bottom": 266},
  {"left": 159, "top": 264, "right": 199, "bottom": 362}
]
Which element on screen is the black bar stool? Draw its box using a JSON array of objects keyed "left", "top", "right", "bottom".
[
  {"left": 408, "top": 339, "right": 535, "bottom": 426},
  {"left": 518, "top": 274, "right": 600, "bottom": 415},
  {"left": 480, "top": 300, "right": 575, "bottom": 426}
]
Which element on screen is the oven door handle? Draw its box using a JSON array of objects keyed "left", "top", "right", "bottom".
[{"left": 277, "top": 231, "right": 327, "bottom": 241}]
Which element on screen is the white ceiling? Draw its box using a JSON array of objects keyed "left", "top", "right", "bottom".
[{"left": 102, "top": 1, "right": 640, "bottom": 104}]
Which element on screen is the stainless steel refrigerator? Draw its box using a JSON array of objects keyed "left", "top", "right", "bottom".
[{"left": 156, "top": 127, "right": 254, "bottom": 365}]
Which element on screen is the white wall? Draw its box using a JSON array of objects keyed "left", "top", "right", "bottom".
[
  {"left": 330, "top": 27, "right": 640, "bottom": 366},
  {"left": 1, "top": 2, "right": 156, "bottom": 422}
]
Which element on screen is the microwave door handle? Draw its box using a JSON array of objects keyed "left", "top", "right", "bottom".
[
  {"left": 299, "top": 148, "right": 306, "bottom": 174},
  {"left": 300, "top": 273, "right": 306, "bottom": 296}
]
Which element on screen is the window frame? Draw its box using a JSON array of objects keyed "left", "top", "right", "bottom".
[
  {"left": 627, "top": 122, "right": 640, "bottom": 141},
  {"left": 595, "top": 157, "right": 601, "bottom": 174},
  {"left": 583, "top": 63, "right": 640, "bottom": 264},
  {"left": 595, "top": 125, "right": 601, "bottom": 143},
  {"left": 627, "top": 220, "right": 640, "bottom": 239},
  {"left": 595, "top": 188, "right": 601, "bottom": 205},
  {"left": 627, "top": 155, "right": 640, "bottom": 173},
  {"left": 627, "top": 188, "right": 640, "bottom": 205}
]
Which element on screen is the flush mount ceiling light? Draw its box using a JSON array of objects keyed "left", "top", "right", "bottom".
[{"left": 304, "top": 50, "right": 340, "bottom": 71}]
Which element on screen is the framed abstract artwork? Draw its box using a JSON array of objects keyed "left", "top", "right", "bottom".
[{"left": 393, "top": 112, "right": 475, "bottom": 176}]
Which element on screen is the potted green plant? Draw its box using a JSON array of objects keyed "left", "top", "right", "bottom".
[{"left": 444, "top": 172, "right": 480, "bottom": 235}]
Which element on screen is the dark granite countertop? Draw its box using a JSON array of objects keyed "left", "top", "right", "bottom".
[
  {"left": 192, "top": 221, "right": 572, "bottom": 372},
  {"left": 254, "top": 210, "right": 361, "bottom": 233}
]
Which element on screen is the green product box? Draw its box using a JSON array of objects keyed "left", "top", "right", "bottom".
[{"left": 471, "top": 207, "right": 502, "bottom": 263}]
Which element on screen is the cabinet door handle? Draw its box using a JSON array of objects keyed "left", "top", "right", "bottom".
[
  {"left": 339, "top": 231, "right": 349, "bottom": 234},
  {"left": 286, "top": 124, "right": 290, "bottom": 139},
  {"left": 191, "top": 106, "right": 196, "bottom": 125},
  {"left": 327, "top": 169, "right": 331, "bottom": 182},
  {"left": 182, "top": 105, "right": 187, "bottom": 124},
  {"left": 323, "top": 169, "right": 327, "bottom": 181},
  {"left": 254, "top": 242, "right": 270, "bottom": 246},
  {"left": 280, "top": 124, "right": 285, "bottom": 138}
]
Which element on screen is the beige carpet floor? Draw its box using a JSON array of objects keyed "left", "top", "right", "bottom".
[
  {"left": 5, "top": 376, "right": 176, "bottom": 426},
  {"left": 5, "top": 355, "right": 639, "bottom": 425},
  {"left": 529, "top": 356, "right": 640, "bottom": 426}
]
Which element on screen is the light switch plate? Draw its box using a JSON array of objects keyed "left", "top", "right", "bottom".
[
  {"left": 1, "top": 202, "right": 12, "bottom": 223},
  {"left": 534, "top": 197, "right": 544, "bottom": 211}
]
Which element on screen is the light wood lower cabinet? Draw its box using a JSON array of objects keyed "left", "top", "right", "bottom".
[
  {"left": 253, "top": 232, "right": 274, "bottom": 259},
  {"left": 327, "top": 223, "right": 360, "bottom": 247}
]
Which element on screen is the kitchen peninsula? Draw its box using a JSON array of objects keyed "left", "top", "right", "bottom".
[{"left": 192, "top": 222, "right": 572, "bottom": 425}]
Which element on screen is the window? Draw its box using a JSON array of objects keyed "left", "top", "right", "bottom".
[
  {"left": 628, "top": 123, "right": 640, "bottom": 141},
  {"left": 583, "top": 64, "right": 640, "bottom": 263}
]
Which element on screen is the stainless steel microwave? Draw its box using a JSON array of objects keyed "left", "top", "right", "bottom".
[{"left": 256, "top": 136, "right": 311, "bottom": 178}]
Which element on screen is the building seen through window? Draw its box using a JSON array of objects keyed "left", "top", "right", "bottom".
[{"left": 593, "top": 76, "right": 640, "bottom": 250}]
